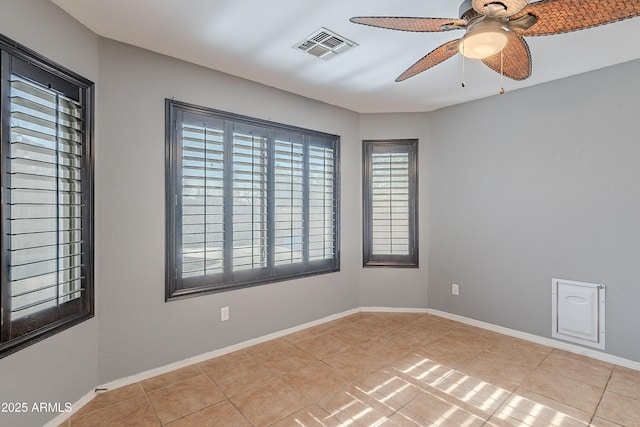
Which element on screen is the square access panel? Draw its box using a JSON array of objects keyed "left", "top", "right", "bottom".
[{"left": 552, "top": 278, "right": 606, "bottom": 350}]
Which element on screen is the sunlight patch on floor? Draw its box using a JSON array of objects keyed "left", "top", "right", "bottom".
[{"left": 339, "top": 354, "right": 589, "bottom": 427}]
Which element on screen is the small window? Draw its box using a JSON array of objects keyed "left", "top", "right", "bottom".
[
  {"left": 0, "top": 35, "right": 95, "bottom": 358},
  {"left": 166, "top": 100, "right": 340, "bottom": 299},
  {"left": 363, "top": 139, "right": 418, "bottom": 267}
]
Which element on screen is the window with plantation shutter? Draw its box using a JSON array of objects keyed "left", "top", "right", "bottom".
[
  {"left": 166, "top": 100, "right": 339, "bottom": 299},
  {"left": 363, "top": 139, "right": 418, "bottom": 267},
  {"left": 0, "top": 35, "right": 94, "bottom": 358}
]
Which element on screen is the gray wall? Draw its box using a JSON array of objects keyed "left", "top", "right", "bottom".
[
  {"left": 0, "top": 1, "right": 100, "bottom": 426},
  {"left": 358, "top": 113, "right": 431, "bottom": 308},
  {"left": 96, "top": 38, "right": 361, "bottom": 383},
  {"left": 428, "top": 59, "right": 640, "bottom": 362}
]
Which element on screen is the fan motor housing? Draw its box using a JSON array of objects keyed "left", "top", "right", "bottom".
[{"left": 460, "top": 0, "right": 482, "bottom": 20}]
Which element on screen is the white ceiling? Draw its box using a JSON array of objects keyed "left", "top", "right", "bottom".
[{"left": 52, "top": 0, "right": 640, "bottom": 113}]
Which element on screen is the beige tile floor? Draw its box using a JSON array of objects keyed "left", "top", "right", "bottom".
[{"left": 59, "top": 312, "right": 640, "bottom": 426}]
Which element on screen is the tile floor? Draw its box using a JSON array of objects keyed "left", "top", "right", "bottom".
[{"left": 59, "top": 312, "right": 640, "bottom": 426}]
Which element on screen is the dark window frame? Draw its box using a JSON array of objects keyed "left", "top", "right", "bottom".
[
  {"left": 0, "top": 34, "right": 95, "bottom": 359},
  {"left": 362, "top": 139, "right": 418, "bottom": 268},
  {"left": 166, "top": 99, "right": 340, "bottom": 300}
]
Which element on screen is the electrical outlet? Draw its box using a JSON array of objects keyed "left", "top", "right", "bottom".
[
  {"left": 221, "top": 306, "right": 229, "bottom": 321},
  {"left": 452, "top": 284, "right": 459, "bottom": 295}
]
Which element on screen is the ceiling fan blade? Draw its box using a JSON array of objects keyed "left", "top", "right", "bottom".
[
  {"left": 350, "top": 17, "right": 466, "bottom": 32},
  {"left": 481, "top": 32, "right": 532, "bottom": 80},
  {"left": 511, "top": 0, "right": 640, "bottom": 36},
  {"left": 396, "top": 40, "right": 460, "bottom": 82},
  {"left": 507, "top": 14, "right": 538, "bottom": 31},
  {"left": 473, "top": 0, "right": 529, "bottom": 17}
]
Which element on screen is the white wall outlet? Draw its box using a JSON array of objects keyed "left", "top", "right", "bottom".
[
  {"left": 220, "top": 306, "right": 229, "bottom": 322},
  {"left": 452, "top": 284, "right": 459, "bottom": 295}
]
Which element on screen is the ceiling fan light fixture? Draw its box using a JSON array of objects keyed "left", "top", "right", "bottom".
[{"left": 459, "top": 19, "right": 508, "bottom": 59}]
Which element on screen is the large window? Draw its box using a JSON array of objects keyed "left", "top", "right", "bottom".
[
  {"left": 166, "top": 100, "right": 339, "bottom": 299},
  {"left": 0, "top": 35, "right": 94, "bottom": 358},
  {"left": 363, "top": 139, "right": 418, "bottom": 267}
]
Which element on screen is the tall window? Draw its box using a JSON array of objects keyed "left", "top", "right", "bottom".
[
  {"left": 0, "top": 35, "right": 94, "bottom": 358},
  {"left": 363, "top": 139, "right": 418, "bottom": 267},
  {"left": 166, "top": 100, "right": 339, "bottom": 299}
]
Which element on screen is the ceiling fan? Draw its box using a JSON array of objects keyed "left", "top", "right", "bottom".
[{"left": 351, "top": 0, "right": 640, "bottom": 83}]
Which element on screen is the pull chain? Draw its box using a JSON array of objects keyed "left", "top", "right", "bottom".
[
  {"left": 461, "top": 40, "right": 466, "bottom": 88},
  {"left": 499, "top": 49, "right": 505, "bottom": 94}
]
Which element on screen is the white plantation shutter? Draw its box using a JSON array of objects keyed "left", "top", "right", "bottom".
[
  {"left": 274, "top": 133, "right": 304, "bottom": 266},
  {"left": 166, "top": 101, "right": 339, "bottom": 298},
  {"left": 371, "top": 152, "right": 410, "bottom": 255},
  {"left": 308, "top": 143, "right": 336, "bottom": 261},
  {"left": 1, "top": 37, "right": 94, "bottom": 357},
  {"left": 232, "top": 127, "right": 268, "bottom": 272},
  {"left": 180, "top": 118, "right": 225, "bottom": 278},
  {"left": 363, "top": 140, "right": 418, "bottom": 267}
]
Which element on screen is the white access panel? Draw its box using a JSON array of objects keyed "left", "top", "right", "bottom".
[{"left": 552, "top": 278, "right": 605, "bottom": 349}]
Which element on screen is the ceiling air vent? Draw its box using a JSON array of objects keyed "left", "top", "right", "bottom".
[{"left": 294, "top": 27, "right": 357, "bottom": 60}]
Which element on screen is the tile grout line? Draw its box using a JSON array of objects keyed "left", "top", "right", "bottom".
[
  {"left": 270, "top": 321, "right": 418, "bottom": 425},
  {"left": 516, "top": 349, "right": 615, "bottom": 425},
  {"left": 478, "top": 340, "right": 517, "bottom": 427},
  {"left": 200, "top": 361, "right": 253, "bottom": 425},
  {"left": 146, "top": 363, "right": 248, "bottom": 425},
  {"left": 140, "top": 388, "right": 162, "bottom": 426},
  {"left": 68, "top": 383, "right": 148, "bottom": 424},
  {"left": 531, "top": 348, "right": 617, "bottom": 423},
  {"left": 588, "top": 367, "right": 615, "bottom": 426}
]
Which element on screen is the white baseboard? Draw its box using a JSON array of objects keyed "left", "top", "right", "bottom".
[
  {"left": 46, "top": 306, "right": 639, "bottom": 426},
  {"left": 45, "top": 307, "right": 359, "bottom": 426},
  {"left": 44, "top": 389, "right": 95, "bottom": 427},
  {"left": 427, "top": 308, "right": 640, "bottom": 371},
  {"left": 361, "top": 306, "right": 427, "bottom": 313}
]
